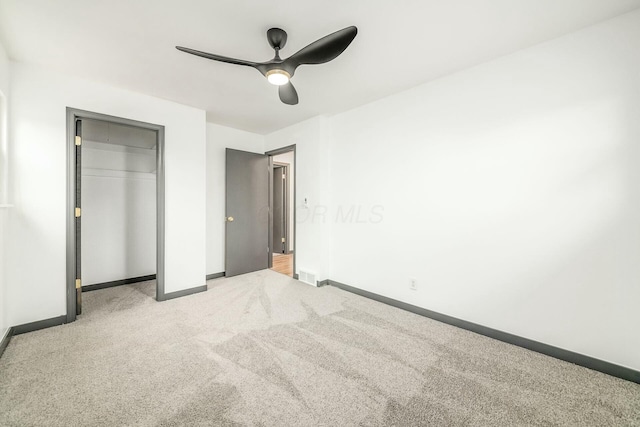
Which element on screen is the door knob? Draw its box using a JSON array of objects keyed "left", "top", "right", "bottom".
[{"left": 226, "top": 216, "right": 234, "bottom": 222}]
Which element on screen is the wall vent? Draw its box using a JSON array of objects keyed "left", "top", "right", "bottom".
[{"left": 298, "top": 269, "right": 318, "bottom": 286}]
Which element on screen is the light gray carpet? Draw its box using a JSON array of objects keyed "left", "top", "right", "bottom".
[{"left": 1, "top": 270, "right": 638, "bottom": 426}]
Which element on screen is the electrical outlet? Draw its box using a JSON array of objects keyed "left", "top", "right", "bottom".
[{"left": 410, "top": 278, "right": 417, "bottom": 291}]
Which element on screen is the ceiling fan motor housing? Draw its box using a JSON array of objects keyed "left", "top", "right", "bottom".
[{"left": 267, "top": 28, "right": 287, "bottom": 51}]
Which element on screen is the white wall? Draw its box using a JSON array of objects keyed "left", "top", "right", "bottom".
[
  {"left": 325, "top": 10, "right": 640, "bottom": 370},
  {"left": 273, "top": 151, "right": 294, "bottom": 252},
  {"left": 0, "top": 42, "right": 8, "bottom": 201},
  {"left": 265, "top": 116, "right": 332, "bottom": 281},
  {"left": 0, "top": 40, "right": 10, "bottom": 339},
  {"left": 0, "top": 206, "right": 6, "bottom": 339},
  {"left": 6, "top": 62, "right": 206, "bottom": 326},
  {"left": 206, "top": 123, "right": 263, "bottom": 275},
  {"left": 81, "top": 145, "right": 156, "bottom": 285}
]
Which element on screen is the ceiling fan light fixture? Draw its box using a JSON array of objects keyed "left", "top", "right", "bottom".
[{"left": 266, "top": 69, "right": 291, "bottom": 86}]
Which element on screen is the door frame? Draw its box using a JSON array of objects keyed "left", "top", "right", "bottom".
[
  {"left": 266, "top": 144, "right": 296, "bottom": 278},
  {"left": 65, "top": 108, "right": 166, "bottom": 323},
  {"left": 272, "top": 162, "right": 291, "bottom": 255}
]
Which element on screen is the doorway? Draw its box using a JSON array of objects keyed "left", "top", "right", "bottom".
[
  {"left": 66, "top": 108, "right": 165, "bottom": 323},
  {"left": 223, "top": 145, "right": 296, "bottom": 279},
  {"left": 268, "top": 146, "right": 296, "bottom": 278}
]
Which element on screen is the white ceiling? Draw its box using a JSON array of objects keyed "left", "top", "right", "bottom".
[{"left": 1, "top": 0, "right": 640, "bottom": 134}]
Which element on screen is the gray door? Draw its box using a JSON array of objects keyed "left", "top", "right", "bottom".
[
  {"left": 272, "top": 166, "right": 285, "bottom": 254},
  {"left": 225, "top": 149, "right": 269, "bottom": 277}
]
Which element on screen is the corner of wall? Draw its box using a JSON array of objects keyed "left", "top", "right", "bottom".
[{"left": 264, "top": 115, "right": 333, "bottom": 281}]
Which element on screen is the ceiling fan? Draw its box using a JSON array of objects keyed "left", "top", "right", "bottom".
[{"left": 176, "top": 26, "right": 358, "bottom": 105}]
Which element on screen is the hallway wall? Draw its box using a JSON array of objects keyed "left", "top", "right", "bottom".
[{"left": 272, "top": 151, "right": 295, "bottom": 253}]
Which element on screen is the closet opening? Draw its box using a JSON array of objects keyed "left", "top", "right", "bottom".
[{"left": 66, "top": 109, "right": 165, "bottom": 322}]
